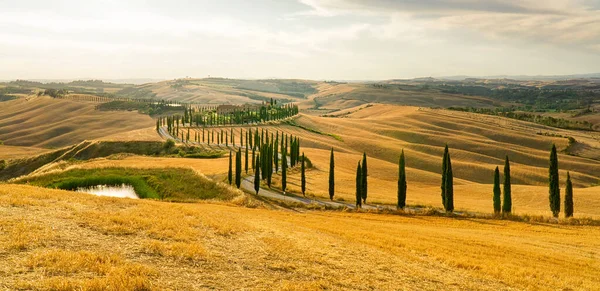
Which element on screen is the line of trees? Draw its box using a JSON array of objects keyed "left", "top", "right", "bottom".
[
  {"left": 158, "top": 103, "right": 299, "bottom": 129},
  {"left": 219, "top": 127, "right": 305, "bottom": 196},
  {"left": 347, "top": 144, "right": 576, "bottom": 218},
  {"left": 223, "top": 131, "right": 575, "bottom": 219}
]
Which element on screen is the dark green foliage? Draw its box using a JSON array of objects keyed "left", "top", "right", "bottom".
[
  {"left": 397, "top": 150, "right": 407, "bottom": 210},
  {"left": 282, "top": 149, "right": 287, "bottom": 193},
  {"left": 444, "top": 153, "right": 454, "bottom": 212},
  {"left": 254, "top": 154, "right": 261, "bottom": 195},
  {"left": 183, "top": 152, "right": 224, "bottom": 159},
  {"left": 361, "top": 152, "right": 368, "bottom": 203},
  {"left": 356, "top": 162, "right": 362, "bottom": 208},
  {"left": 564, "top": 172, "right": 574, "bottom": 218},
  {"left": 163, "top": 139, "right": 176, "bottom": 152},
  {"left": 245, "top": 146, "right": 249, "bottom": 174},
  {"left": 274, "top": 137, "right": 279, "bottom": 173},
  {"left": 228, "top": 151, "right": 233, "bottom": 185},
  {"left": 235, "top": 149, "right": 242, "bottom": 189},
  {"left": 502, "top": 156, "right": 512, "bottom": 214},
  {"left": 301, "top": 153, "right": 306, "bottom": 196},
  {"left": 441, "top": 144, "right": 448, "bottom": 207},
  {"left": 493, "top": 166, "right": 501, "bottom": 214},
  {"left": 329, "top": 148, "right": 335, "bottom": 201},
  {"left": 549, "top": 144, "right": 561, "bottom": 217}
]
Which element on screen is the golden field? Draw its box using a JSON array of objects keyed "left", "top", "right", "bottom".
[
  {"left": 0, "top": 96, "right": 154, "bottom": 148},
  {"left": 1, "top": 184, "right": 599, "bottom": 290}
]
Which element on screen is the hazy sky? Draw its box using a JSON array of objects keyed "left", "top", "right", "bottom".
[{"left": 1, "top": 0, "right": 600, "bottom": 80}]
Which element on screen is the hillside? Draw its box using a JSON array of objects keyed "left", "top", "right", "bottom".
[
  {"left": 1, "top": 184, "right": 599, "bottom": 290},
  {"left": 169, "top": 104, "right": 600, "bottom": 217},
  {"left": 135, "top": 78, "right": 317, "bottom": 104},
  {"left": 0, "top": 96, "right": 155, "bottom": 148}
]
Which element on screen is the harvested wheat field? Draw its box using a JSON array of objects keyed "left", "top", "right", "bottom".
[
  {"left": 0, "top": 96, "right": 154, "bottom": 148},
  {"left": 1, "top": 184, "right": 599, "bottom": 290}
]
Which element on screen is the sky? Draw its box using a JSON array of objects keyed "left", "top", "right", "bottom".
[{"left": 1, "top": 0, "right": 600, "bottom": 80}]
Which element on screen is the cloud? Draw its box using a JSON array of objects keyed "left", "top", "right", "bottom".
[{"left": 297, "top": 0, "right": 600, "bottom": 52}]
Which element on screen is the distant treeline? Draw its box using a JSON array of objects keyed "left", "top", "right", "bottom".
[{"left": 439, "top": 85, "right": 598, "bottom": 111}]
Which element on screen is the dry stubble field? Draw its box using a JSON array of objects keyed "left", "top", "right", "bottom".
[{"left": 1, "top": 185, "right": 599, "bottom": 290}]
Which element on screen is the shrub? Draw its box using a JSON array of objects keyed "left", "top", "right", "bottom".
[{"left": 163, "top": 139, "right": 175, "bottom": 152}]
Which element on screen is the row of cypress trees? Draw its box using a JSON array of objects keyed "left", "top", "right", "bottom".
[
  {"left": 158, "top": 103, "right": 299, "bottom": 128},
  {"left": 231, "top": 131, "right": 575, "bottom": 218},
  {"left": 223, "top": 128, "right": 304, "bottom": 196},
  {"left": 344, "top": 144, "right": 576, "bottom": 218}
]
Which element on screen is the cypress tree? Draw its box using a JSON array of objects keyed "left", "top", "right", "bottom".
[
  {"left": 245, "top": 146, "right": 249, "bottom": 174},
  {"left": 493, "top": 166, "right": 501, "bottom": 214},
  {"left": 356, "top": 162, "right": 362, "bottom": 208},
  {"left": 329, "top": 148, "right": 335, "bottom": 201},
  {"left": 228, "top": 151, "right": 233, "bottom": 185},
  {"left": 361, "top": 152, "right": 368, "bottom": 203},
  {"left": 282, "top": 149, "right": 287, "bottom": 193},
  {"left": 549, "top": 144, "right": 560, "bottom": 218},
  {"left": 251, "top": 147, "right": 255, "bottom": 170},
  {"left": 502, "top": 156, "right": 512, "bottom": 214},
  {"left": 254, "top": 154, "right": 260, "bottom": 195},
  {"left": 235, "top": 149, "right": 242, "bottom": 188},
  {"left": 301, "top": 153, "right": 306, "bottom": 196},
  {"left": 397, "top": 150, "right": 407, "bottom": 210},
  {"left": 564, "top": 171, "right": 573, "bottom": 218},
  {"left": 274, "top": 139, "right": 279, "bottom": 173},
  {"left": 267, "top": 143, "right": 273, "bottom": 188},
  {"left": 441, "top": 144, "right": 449, "bottom": 208},
  {"left": 445, "top": 153, "right": 454, "bottom": 212}
]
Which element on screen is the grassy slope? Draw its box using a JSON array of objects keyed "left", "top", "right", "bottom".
[
  {"left": 177, "top": 104, "right": 600, "bottom": 217},
  {"left": 1, "top": 185, "right": 599, "bottom": 290},
  {"left": 0, "top": 96, "right": 155, "bottom": 148}
]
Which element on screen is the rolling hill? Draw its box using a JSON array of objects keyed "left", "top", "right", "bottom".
[{"left": 0, "top": 96, "right": 155, "bottom": 148}]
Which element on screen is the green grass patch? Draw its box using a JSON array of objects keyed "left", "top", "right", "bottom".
[
  {"left": 17, "top": 167, "right": 239, "bottom": 202},
  {"left": 184, "top": 152, "right": 225, "bottom": 159}
]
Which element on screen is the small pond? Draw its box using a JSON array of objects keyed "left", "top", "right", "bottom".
[{"left": 76, "top": 184, "right": 139, "bottom": 199}]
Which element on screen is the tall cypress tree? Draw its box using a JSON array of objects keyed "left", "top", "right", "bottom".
[
  {"left": 397, "top": 150, "right": 407, "bottom": 210},
  {"left": 251, "top": 146, "right": 255, "bottom": 170},
  {"left": 254, "top": 154, "right": 260, "bottom": 195},
  {"left": 235, "top": 149, "right": 242, "bottom": 188},
  {"left": 281, "top": 149, "right": 287, "bottom": 194},
  {"left": 267, "top": 144, "right": 273, "bottom": 188},
  {"left": 361, "top": 152, "right": 368, "bottom": 203},
  {"left": 329, "top": 148, "right": 335, "bottom": 201},
  {"left": 245, "top": 146, "right": 249, "bottom": 174},
  {"left": 502, "top": 156, "right": 512, "bottom": 214},
  {"left": 301, "top": 153, "right": 306, "bottom": 196},
  {"left": 441, "top": 144, "right": 449, "bottom": 208},
  {"left": 549, "top": 144, "right": 560, "bottom": 218},
  {"left": 445, "top": 153, "right": 454, "bottom": 212},
  {"left": 274, "top": 139, "right": 279, "bottom": 173},
  {"left": 228, "top": 151, "right": 233, "bottom": 185},
  {"left": 493, "top": 166, "right": 501, "bottom": 214},
  {"left": 356, "top": 162, "right": 362, "bottom": 209},
  {"left": 564, "top": 171, "right": 573, "bottom": 218}
]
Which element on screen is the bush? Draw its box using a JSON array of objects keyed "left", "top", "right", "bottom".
[
  {"left": 0, "top": 160, "right": 6, "bottom": 171},
  {"left": 163, "top": 139, "right": 176, "bottom": 151}
]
